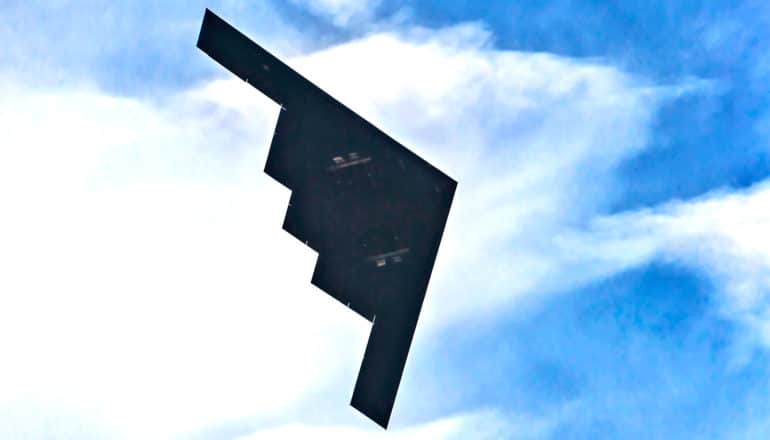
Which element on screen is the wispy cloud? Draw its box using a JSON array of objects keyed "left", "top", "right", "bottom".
[
  {"left": 580, "top": 179, "right": 770, "bottom": 353},
  {"left": 287, "top": 0, "right": 381, "bottom": 27},
  {"left": 0, "top": 1, "right": 313, "bottom": 94},
  {"left": 234, "top": 409, "right": 556, "bottom": 440}
]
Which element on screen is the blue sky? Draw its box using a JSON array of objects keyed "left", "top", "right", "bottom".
[{"left": 1, "top": 1, "right": 770, "bottom": 438}]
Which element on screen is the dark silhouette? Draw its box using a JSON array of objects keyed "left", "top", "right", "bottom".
[{"left": 197, "top": 9, "right": 456, "bottom": 428}]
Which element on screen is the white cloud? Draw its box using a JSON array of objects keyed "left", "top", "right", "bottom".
[
  {"left": 577, "top": 180, "right": 770, "bottom": 351},
  {"left": 288, "top": 0, "right": 380, "bottom": 27},
  {"left": 0, "top": 78, "right": 377, "bottom": 438},
  {"left": 0, "top": 21, "right": 688, "bottom": 437},
  {"left": 236, "top": 409, "right": 553, "bottom": 440}
]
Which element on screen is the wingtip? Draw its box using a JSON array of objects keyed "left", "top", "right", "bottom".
[
  {"left": 196, "top": 9, "right": 209, "bottom": 50},
  {"left": 351, "top": 398, "right": 391, "bottom": 429},
  {"left": 197, "top": 8, "right": 223, "bottom": 50}
]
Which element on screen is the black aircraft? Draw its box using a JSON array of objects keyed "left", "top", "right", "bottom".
[{"left": 197, "top": 9, "right": 457, "bottom": 428}]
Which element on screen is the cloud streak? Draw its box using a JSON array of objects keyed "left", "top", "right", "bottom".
[
  {"left": 288, "top": 0, "right": 382, "bottom": 27},
  {"left": 581, "top": 179, "right": 770, "bottom": 352}
]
